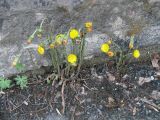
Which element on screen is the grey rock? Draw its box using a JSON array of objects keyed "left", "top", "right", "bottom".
[{"left": 0, "top": 0, "right": 160, "bottom": 77}]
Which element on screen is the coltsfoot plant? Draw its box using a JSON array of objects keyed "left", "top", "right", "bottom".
[
  {"left": 12, "top": 19, "right": 93, "bottom": 81},
  {"left": 100, "top": 34, "right": 141, "bottom": 71},
  {"left": 0, "top": 77, "right": 11, "bottom": 91},
  {"left": 14, "top": 75, "right": 28, "bottom": 89}
]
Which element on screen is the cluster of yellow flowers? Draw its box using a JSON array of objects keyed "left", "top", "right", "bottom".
[
  {"left": 66, "top": 22, "right": 92, "bottom": 65},
  {"left": 129, "top": 35, "right": 140, "bottom": 59},
  {"left": 12, "top": 20, "right": 141, "bottom": 72},
  {"left": 101, "top": 38, "right": 140, "bottom": 59}
]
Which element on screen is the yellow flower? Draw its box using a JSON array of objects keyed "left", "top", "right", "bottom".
[
  {"left": 67, "top": 54, "right": 77, "bottom": 64},
  {"left": 107, "top": 51, "right": 114, "bottom": 57},
  {"left": 27, "top": 39, "right": 32, "bottom": 44},
  {"left": 37, "top": 45, "right": 45, "bottom": 55},
  {"left": 37, "top": 28, "right": 43, "bottom": 39},
  {"left": 107, "top": 40, "right": 112, "bottom": 45},
  {"left": 62, "top": 40, "right": 68, "bottom": 45},
  {"left": 12, "top": 57, "right": 19, "bottom": 67},
  {"left": 27, "top": 35, "right": 34, "bottom": 44},
  {"left": 85, "top": 22, "right": 92, "bottom": 28},
  {"left": 49, "top": 43, "right": 55, "bottom": 49},
  {"left": 86, "top": 27, "right": 92, "bottom": 32},
  {"left": 101, "top": 43, "right": 110, "bottom": 53},
  {"left": 129, "top": 35, "right": 135, "bottom": 49},
  {"left": 55, "top": 34, "right": 64, "bottom": 45},
  {"left": 133, "top": 49, "right": 140, "bottom": 58},
  {"left": 55, "top": 40, "right": 62, "bottom": 46},
  {"left": 69, "top": 29, "right": 79, "bottom": 39},
  {"left": 129, "top": 43, "right": 133, "bottom": 49},
  {"left": 37, "top": 33, "right": 42, "bottom": 39},
  {"left": 85, "top": 22, "right": 93, "bottom": 32}
]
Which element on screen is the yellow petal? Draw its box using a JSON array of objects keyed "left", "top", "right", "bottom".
[{"left": 49, "top": 43, "right": 55, "bottom": 49}]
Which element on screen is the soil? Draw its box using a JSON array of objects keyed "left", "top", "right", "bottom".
[{"left": 0, "top": 61, "right": 160, "bottom": 120}]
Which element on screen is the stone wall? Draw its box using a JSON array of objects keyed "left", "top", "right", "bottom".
[{"left": 0, "top": 0, "right": 160, "bottom": 77}]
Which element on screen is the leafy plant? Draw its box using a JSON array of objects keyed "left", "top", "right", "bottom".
[
  {"left": 14, "top": 75, "right": 28, "bottom": 89},
  {"left": 100, "top": 34, "right": 141, "bottom": 71},
  {"left": 16, "top": 19, "right": 92, "bottom": 81},
  {"left": 15, "top": 63, "right": 25, "bottom": 72},
  {"left": 0, "top": 77, "right": 11, "bottom": 91}
]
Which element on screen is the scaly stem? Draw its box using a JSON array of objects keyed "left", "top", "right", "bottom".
[
  {"left": 77, "top": 34, "right": 86, "bottom": 75},
  {"left": 54, "top": 49, "right": 61, "bottom": 77},
  {"left": 40, "top": 18, "right": 47, "bottom": 29},
  {"left": 111, "top": 41, "right": 123, "bottom": 70},
  {"left": 50, "top": 49, "right": 56, "bottom": 72}
]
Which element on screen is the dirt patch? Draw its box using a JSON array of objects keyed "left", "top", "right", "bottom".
[{"left": 0, "top": 62, "right": 160, "bottom": 120}]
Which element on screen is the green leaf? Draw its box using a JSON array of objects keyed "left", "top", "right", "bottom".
[
  {"left": 0, "top": 77, "right": 11, "bottom": 90},
  {"left": 15, "top": 63, "right": 25, "bottom": 72},
  {"left": 14, "top": 75, "right": 28, "bottom": 89}
]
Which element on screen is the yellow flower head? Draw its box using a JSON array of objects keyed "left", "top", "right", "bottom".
[
  {"left": 85, "top": 22, "right": 92, "bottom": 28},
  {"left": 107, "top": 40, "right": 112, "bottom": 45},
  {"left": 69, "top": 29, "right": 79, "bottom": 39},
  {"left": 85, "top": 22, "right": 93, "bottom": 32},
  {"left": 12, "top": 57, "right": 19, "bottom": 67},
  {"left": 55, "top": 34, "right": 64, "bottom": 45},
  {"left": 67, "top": 54, "right": 77, "bottom": 65},
  {"left": 129, "top": 35, "right": 135, "bottom": 49},
  {"left": 129, "top": 43, "right": 134, "bottom": 49},
  {"left": 37, "top": 45, "right": 45, "bottom": 55},
  {"left": 62, "top": 40, "right": 68, "bottom": 45},
  {"left": 86, "top": 27, "right": 92, "bottom": 32},
  {"left": 101, "top": 43, "right": 110, "bottom": 53},
  {"left": 49, "top": 43, "right": 55, "bottom": 49},
  {"left": 37, "top": 33, "right": 42, "bottom": 39},
  {"left": 27, "top": 39, "right": 32, "bottom": 44},
  {"left": 133, "top": 49, "right": 140, "bottom": 58},
  {"left": 107, "top": 51, "right": 114, "bottom": 57},
  {"left": 27, "top": 35, "right": 34, "bottom": 44}
]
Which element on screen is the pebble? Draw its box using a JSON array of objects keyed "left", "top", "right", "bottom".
[
  {"left": 86, "top": 98, "right": 92, "bottom": 102},
  {"left": 150, "top": 76, "right": 154, "bottom": 80}
]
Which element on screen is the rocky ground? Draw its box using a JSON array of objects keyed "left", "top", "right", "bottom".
[{"left": 0, "top": 57, "right": 160, "bottom": 120}]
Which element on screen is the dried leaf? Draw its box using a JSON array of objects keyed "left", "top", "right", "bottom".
[
  {"left": 138, "top": 77, "right": 152, "bottom": 86},
  {"left": 151, "top": 90, "right": 160, "bottom": 100},
  {"left": 140, "top": 98, "right": 160, "bottom": 111},
  {"left": 156, "top": 72, "right": 160, "bottom": 76},
  {"left": 122, "top": 74, "right": 129, "bottom": 80},
  {"left": 151, "top": 53, "right": 160, "bottom": 69},
  {"left": 106, "top": 97, "right": 118, "bottom": 108},
  {"left": 155, "top": 71, "right": 160, "bottom": 79},
  {"left": 106, "top": 72, "right": 116, "bottom": 82},
  {"left": 23, "top": 101, "right": 28, "bottom": 106},
  {"left": 133, "top": 107, "right": 137, "bottom": 116}
]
